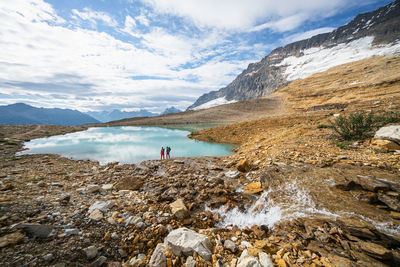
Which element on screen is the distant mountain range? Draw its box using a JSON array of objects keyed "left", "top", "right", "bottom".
[
  {"left": 188, "top": 0, "right": 400, "bottom": 110},
  {"left": 86, "top": 109, "right": 158, "bottom": 123},
  {"left": 161, "top": 106, "right": 181, "bottom": 115},
  {"left": 0, "top": 103, "right": 99, "bottom": 126},
  {"left": 87, "top": 107, "right": 182, "bottom": 122}
]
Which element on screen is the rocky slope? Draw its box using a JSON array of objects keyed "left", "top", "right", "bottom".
[
  {"left": 188, "top": 0, "right": 400, "bottom": 110},
  {"left": 1, "top": 56, "right": 400, "bottom": 266}
]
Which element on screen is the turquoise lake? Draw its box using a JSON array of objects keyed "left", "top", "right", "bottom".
[{"left": 18, "top": 126, "right": 234, "bottom": 164}]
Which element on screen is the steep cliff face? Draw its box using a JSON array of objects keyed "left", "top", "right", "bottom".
[{"left": 188, "top": 0, "right": 400, "bottom": 110}]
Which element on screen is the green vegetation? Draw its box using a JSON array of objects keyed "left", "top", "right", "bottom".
[
  {"left": 329, "top": 110, "right": 400, "bottom": 140},
  {"left": 317, "top": 124, "right": 331, "bottom": 129},
  {"left": 206, "top": 136, "right": 215, "bottom": 142},
  {"left": 335, "top": 141, "right": 350, "bottom": 149}
]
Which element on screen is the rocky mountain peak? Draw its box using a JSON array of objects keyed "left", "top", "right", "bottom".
[{"left": 187, "top": 0, "right": 400, "bottom": 111}]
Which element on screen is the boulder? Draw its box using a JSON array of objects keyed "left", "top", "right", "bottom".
[
  {"left": 258, "top": 252, "right": 274, "bottom": 267},
  {"left": 14, "top": 223, "right": 53, "bottom": 238},
  {"left": 237, "top": 159, "right": 251, "bottom": 172},
  {"left": 101, "top": 184, "right": 113, "bottom": 191},
  {"left": 170, "top": 199, "right": 189, "bottom": 220},
  {"left": 114, "top": 176, "right": 143, "bottom": 191},
  {"left": 237, "top": 249, "right": 262, "bottom": 267},
  {"left": 86, "top": 184, "right": 100, "bottom": 193},
  {"left": 83, "top": 246, "right": 98, "bottom": 259},
  {"left": 377, "top": 193, "right": 400, "bottom": 211},
  {"left": 149, "top": 243, "right": 167, "bottom": 267},
  {"left": 374, "top": 125, "right": 400, "bottom": 143},
  {"left": 358, "top": 241, "right": 392, "bottom": 260},
  {"left": 0, "top": 232, "right": 25, "bottom": 248},
  {"left": 224, "top": 239, "right": 237, "bottom": 252},
  {"left": 88, "top": 201, "right": 107, "bottom": 214},
  {"left": 356, "top": 175, "right": 390, "bottom": 192},
  {"left": 88, "top": 209, "right": 103, "bottom": 221},
  {"left": 185, "top": 256, "right": 196, "bottom": 267},
  {"left": 244, "top": 182, "right": 263, "bottom": 194},
  {"left": 370, "top": 139, "right": 400, "bottom": 151},
  {"left": 164, "top": 228, "right": 212, "bottom": 261}
]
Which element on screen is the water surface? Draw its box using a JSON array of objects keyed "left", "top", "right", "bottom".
[{"left": 19, "top": 126, "right": 233, "bottom": 164}]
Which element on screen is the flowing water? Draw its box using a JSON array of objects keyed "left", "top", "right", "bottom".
[{"left": 18, "top": 126, "right": 234, "bottom": 164}]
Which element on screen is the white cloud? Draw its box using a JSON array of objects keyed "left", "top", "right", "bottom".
[
  {"left": 139, "top": 0, "right": 368, "bottom": 32},
  {"left": 0, "top": 0, "right": 254, "bottom": 112},
  {"left": 71, "top": 7, "right": 118, "bottom": 27}
]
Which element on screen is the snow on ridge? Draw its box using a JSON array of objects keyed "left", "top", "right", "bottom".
[
  {"left": 276, "top": 36, "right": 400, "bottom": 81},
  {"left": 192, "top": 97, "right": 237, "bottom": 111}
]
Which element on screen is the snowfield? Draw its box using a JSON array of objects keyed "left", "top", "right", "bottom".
[
  {"left": 192, "top": 97, "right": 237, "bottom": 110},
  {"left": 277, "top": 36, "right": 400, "bottom": 81}
]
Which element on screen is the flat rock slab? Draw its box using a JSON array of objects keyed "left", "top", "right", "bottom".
[
  {"left": 375, "top": 125, "right": 400, "bottom": 143},
  {"left": 14, "top": 223, "right": 53, "bottom": 238}
]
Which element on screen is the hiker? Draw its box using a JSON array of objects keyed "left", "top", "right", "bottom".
[
  {"left": 166, "top": 146, "right": 171, "bottom": 159},
  {"left": 161, "top": 147, "right": 165, "bottom": 160}
]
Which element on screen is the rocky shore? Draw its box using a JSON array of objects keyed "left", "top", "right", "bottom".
[{"left": 0, "top": 123, "right": 400, "bottom": 267}]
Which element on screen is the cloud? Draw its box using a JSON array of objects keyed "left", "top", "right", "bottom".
[
  {"left": 71, "top": 7, "right": 118, "bottom": 27},
  {"left": 139, "top": 0, "right": 374, "bottom": 32}
]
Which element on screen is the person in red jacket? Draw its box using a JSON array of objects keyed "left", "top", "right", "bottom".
[{"left": 161, "top": 147, "right": 165, "bottom": 160}]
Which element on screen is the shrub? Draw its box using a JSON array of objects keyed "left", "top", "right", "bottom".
[
  {"left": 329, "top": 111, "right": 376, "bottom": 140},
  {"left": 335, "top": 141, "right": 349, "bottom": 149}
]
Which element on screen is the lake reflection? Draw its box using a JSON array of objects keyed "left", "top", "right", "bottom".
[{"left": 19, "top": 126, "right": 233, "bottom": 164}]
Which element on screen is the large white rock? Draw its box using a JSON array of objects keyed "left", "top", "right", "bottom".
[
  {"left": 149, "top": 243, "right": 167, "bottom": 267},
  {"left": 164, "top": 228, "right": 212, "bottom": 261},
  {"left": 258, "top": 252, "right": 274, "bottom": 267},
  {"left": 375, "top": 126, "right": 400, "bottom": 143},
  {"left": 88, "top": 201, "right": 107, "bottom": 214},
  {"left": 237, "top": 249, "right": 262, "bottom": 267},
  {"left": 170, "top": 199, "right": 189, "bottom": 220}
]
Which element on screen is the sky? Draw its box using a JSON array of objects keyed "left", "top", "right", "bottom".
[{"left": 0, "top": 0, "right": 393, "bottom": 112}]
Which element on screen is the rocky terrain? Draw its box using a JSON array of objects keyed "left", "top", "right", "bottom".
[
  {"left": 187, "top": 0, "right": 400, "bottom": 110},
  {"left": 0, "top": 55, "right": 399, "bottom": 266}
]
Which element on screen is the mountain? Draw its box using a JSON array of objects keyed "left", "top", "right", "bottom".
[
  {"left": 162, "top": 106, "right": 182, "bottom": 115},
  {"left": 188, "top": 0, "right": 400, "bottom": 110},
  {"left": 86, "top": 109, "right": 158, "bottom": 123},
  {"left": 0, "top": 103, "right": 99, "bottom": 126}
]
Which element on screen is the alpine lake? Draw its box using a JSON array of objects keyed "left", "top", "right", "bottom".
[{"left": 18, "top": 124, "right": 234, "bottom": 165}]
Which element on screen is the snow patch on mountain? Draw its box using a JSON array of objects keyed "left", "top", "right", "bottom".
[
  {"left": 277, "top": 36, "right": 400, "bottom": 81},
  {"left": 193, "top": 97, "right": 237, "bottom": 110}
]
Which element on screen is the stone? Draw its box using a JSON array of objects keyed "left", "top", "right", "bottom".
[
  {"left": 86, "top": 184, "right": 100, "bottom": 193},
  {"left": 389, "top": 211, "right": 400, "bottom": 219},
  {"left": 115, "top": 176, "right": 143, "bottom": 191},
  {"left": 43, "top": 253, "right": 54, "bottom": 262},
  {"left": 225, "top": 170, "right": 240, "bottom": 178},
  {"left": 356, "top": 175, "right": 390, "bottom": 192},
  {"left": 170, "top": 199, "right": 189, "bottom": 220},
  {"left": 224, "top": 239, "right": 237, "bottom": 252},
  {"left": 377, "top": 193, "right": 400, "bottom": 211},
  {"left": 149, "top": 243, "right": 167, "bottom": 267},
  {"left": 91, "top": 256, "right": 107, "bottom": 267},
  {"left": 14, "top": 223, "right": 53, "bottom": 238},
  {"left": 371, "top": 139, "right": 400, "bottom": 151},
  {"left": 358, "top": 241, "right": 392, "bottom": 260},
  {"left": 185, "top": 256, "right": 196, "bottom": 267},
  {"left": 237, "top": 159, "right": 251, "bottom": 172},
  {"left": 164, "top": 228, "right": 213, "bottom": 261},
  {"left": 374, "top": 125, "right": 400, "bottom": 143},
  {"left": 88, "top": 209, "right": 104, "bottom": 221},
  {"left": 244, "top": 182, "right": 263, "bottom": 194},
  {"left": 258, "top": 252, "right": 274, "bottom": 267},
  {"left": 88, "top": 201, "right": 107, "bottom": 214},
  {"left": 0, "top": 231, "right": 25, "bottom": 248},
  {"left": 64, "top": 228, "right": 79, "bottom": 235},
  {"left": 83, "top": 245, "right": 98, "bottom": 259},
  {"left": 101, "top": 184, "right": 113, "bottom": 191},
  {"left": 237, "top": 249, "right": 262, "bottom": 267}
]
